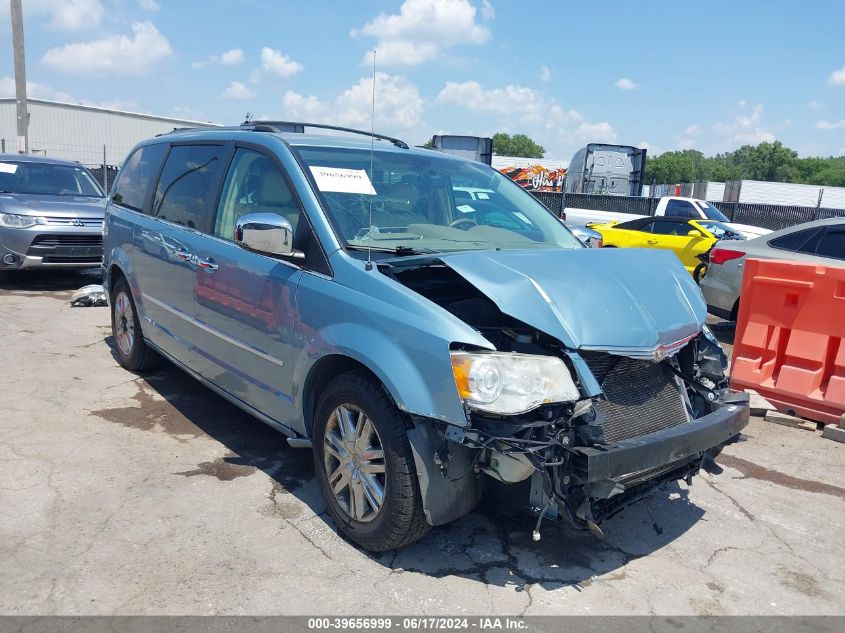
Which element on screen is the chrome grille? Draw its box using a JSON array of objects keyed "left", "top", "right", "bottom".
[
  {"left": 584, "top": 353, "right": 689, "bottom": 444},
  {"left": 41, "top": 216, "right": 103, "bottom": 228}
]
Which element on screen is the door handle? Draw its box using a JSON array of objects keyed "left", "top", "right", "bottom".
[
  {"left": 174, "top": 250, "right": 192, "bottom": 261},
  {"left": 194, "top": 256, "right": 218, "bottom": 272}
]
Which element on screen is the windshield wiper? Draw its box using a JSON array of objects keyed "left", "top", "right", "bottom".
[{"left": 345, "top": 244, "right": 436, "bottom": 256}]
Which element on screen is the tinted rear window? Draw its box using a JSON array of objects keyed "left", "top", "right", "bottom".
[
  {"left": 769, "top": 228, "right": 819, "bottom": 252},
  {"left": 152, "top": 145, "right": 227, "bottom": 230},
  {"left": 111, "top": 144, "right": 167, "bottom": 212},
  {"left": 815, "top": 229, "right": 845, "bottom": 260}
]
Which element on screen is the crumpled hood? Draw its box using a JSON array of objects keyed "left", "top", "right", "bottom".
[
  {"left": 440, "top": 247, "right": 706, "bottom": 351},
  {"left": 0, "top": 193, "right": 106, "bottom": 218}
]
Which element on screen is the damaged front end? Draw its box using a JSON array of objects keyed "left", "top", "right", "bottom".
[{"left": 385, "top": 249, "right": 749, "bottom": 538}]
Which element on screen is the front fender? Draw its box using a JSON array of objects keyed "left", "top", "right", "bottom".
[
  {"left": 290, "top": 266, "right": 496, "bottom": 435},
  {"left": 292, "top": 321, "right": 469, "bottom": 431}
]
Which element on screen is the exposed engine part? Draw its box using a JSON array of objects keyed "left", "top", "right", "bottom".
[{"left": 480, "top": 448, "right": 535, "bottom": 483}]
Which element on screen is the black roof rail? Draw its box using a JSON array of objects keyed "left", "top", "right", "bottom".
[{"left": 243, "top": 120, "right": 409, "bottom": 149}]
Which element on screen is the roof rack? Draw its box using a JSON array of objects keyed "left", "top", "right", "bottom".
[{"left": 243, "top": 120, "right": 410, "bottom": 149}]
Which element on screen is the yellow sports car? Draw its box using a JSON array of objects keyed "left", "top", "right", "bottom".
[{"left": 589, "top": 217, "right": 745, "bottom": 276}]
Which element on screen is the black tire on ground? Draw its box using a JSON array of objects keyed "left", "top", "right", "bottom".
[
  {"left": 110, "top": 277, "right": 159, "bottom": 371},
  {"left": 312, "top": 371, "right": 429, "bottom": 552},
  {"left": 693, "top": 263, "right": 708, "bottom": 284}
]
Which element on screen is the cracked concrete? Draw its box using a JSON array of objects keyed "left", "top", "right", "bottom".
[{"left": 0, "top": 270, "right": 843, "bottom": 616}]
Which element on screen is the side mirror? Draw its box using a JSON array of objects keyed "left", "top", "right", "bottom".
[
  {"left": 235, "top": 212, "right": 299, "bottom": 258},
  {"left": 687, "top": 229, "right": 703, "bottom": 237}
]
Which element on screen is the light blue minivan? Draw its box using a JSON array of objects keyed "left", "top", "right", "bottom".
[{"left": 103, "top": 122, "right": 748, "bottom": 551}]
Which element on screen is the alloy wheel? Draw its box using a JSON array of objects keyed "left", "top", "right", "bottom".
[
  {"left": 114, "top": 290, "right": 135, "bottom": 357},
  {"left": 322, "top": 404, "right": 387, "bottom": 523}
]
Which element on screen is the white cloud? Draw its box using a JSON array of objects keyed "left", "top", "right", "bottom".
[
  {"left": 807, "top": 100, "right": 821, "bottom": 110},
  {"left": 220, "top": 48, "right": 245, "bottom": 65},
  {"left": 638, "top": 140, "right": 664, "bottom": 155},
  {"left": 192, "top": 48, "right": 244, "bottom": 69},
  {"left": 26, "top": 0, "right": 103, "bottom": 31},
  {"left": 352, "top": 0, "right": 490, "bottom": 66},
  {"left": 481, "top": 0, "right": 495, "bottom": 20},
  {"left": 678, "top": 139, "right": 696, "bottom": 149},
  {"left": 436, "top": 80, "right": 616, "bottom": 151},
  {"left": 223, "top": 81, "right": 256, "bottom": 100},
  {"left": 540, "top": 65, "right": 551, "bottom": 83},
  {"left": 282, "top": 72, "right": 423, "bottom": 133},
  {"left": 713, "top": 103, "right": 775, "bottom": 146},
  {"left": 261, "top": 47, "right": 303, "bottom": 77},
  {"left": 828, "top": 65, "right": 845, "bottom": 85},
  {"left": 0, "top": 76, "right": 143, "bottom": 111},
  {"left": 816, "top": 119, "right": 845, "bottom": 130},
  {"left": 614, "top": 78, "right": 638, "bottom": 90},
  {"left": 0, "top": 76, "right": 59, "bottom": 100},
  {"left": 684, "top": 124, "right": 702, "bottom": 136},
  {"left": 138, "top": 0, "right": 159, "bottom": 11},
  {"left": 41, "top": 22, "right": 172, "bottom": 76}
]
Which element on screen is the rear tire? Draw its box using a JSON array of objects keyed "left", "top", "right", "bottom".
[
  {"left": 110, "top": 277, "right": 159, "bottom": 371},
  {"left": 693, "top": 263, "right": 708, "bottom": 284},
  {"left": 313, "top": 371, "right": 429, "bottom": 552}
]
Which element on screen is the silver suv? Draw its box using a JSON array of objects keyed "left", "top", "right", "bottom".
[{"left": 0, "top": 154, "right": 106, "bottom": 275}]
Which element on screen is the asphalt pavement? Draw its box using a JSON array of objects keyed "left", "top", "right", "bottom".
[{"left": 1, "top": 270, "right": 843, "bottom": 616}]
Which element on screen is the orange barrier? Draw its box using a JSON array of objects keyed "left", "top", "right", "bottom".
[{"left": 730, "top": 258, "right": 845, "bottom": 425}]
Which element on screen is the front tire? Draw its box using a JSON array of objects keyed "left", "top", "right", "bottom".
[
  {"left": 313, "top": 371, "right": 429, "bottom": 551},
  {"left": 110, "top": 278, "right": 159, "bottom": 371}
]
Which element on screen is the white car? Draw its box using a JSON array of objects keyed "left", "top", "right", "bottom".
[{"left": 700, "top": 217, "right": 845, "bottom": 320}]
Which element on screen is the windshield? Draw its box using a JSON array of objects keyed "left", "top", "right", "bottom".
[
  {"left": 0, "top": 160, "right": 104, "bottom": 197},
  {"left": 696, "top": 201, "right": 729, "bottom": 222},
  {"left": 699, "top": 220, "right": 744, "bottom": 240},
  {"left": 294, "top": 146, "right": 582, "bottom": 253}
]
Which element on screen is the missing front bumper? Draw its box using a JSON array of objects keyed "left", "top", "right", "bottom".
[{"left": 572, "top": 392, "right": 749, "bottom": 485}]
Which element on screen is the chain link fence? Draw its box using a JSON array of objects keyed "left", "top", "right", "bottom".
[
  {"left": 709, "top": 201, "right": 845, "bottom": 231},
  {"left": 530, "top": 191, "right": 845, "bottom": 229}
]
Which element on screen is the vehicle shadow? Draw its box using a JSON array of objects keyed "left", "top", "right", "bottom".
[
  {"left": 102, "top": 354, "right": 706, "bottom": 592},
  {"left": 0, "top": 268, "right": 101, "bottom": 298}
]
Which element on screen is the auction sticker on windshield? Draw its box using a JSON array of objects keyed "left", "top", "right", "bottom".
[
  {"left": 0, "top": 162, "right": 19, "bottom": 174},
  {"left": 310, "top": 166, "right": 376, "bottom": 195}
]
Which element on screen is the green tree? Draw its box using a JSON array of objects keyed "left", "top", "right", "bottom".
[
  {"left": 421, "top": 138, "right": 435, "bottom": 149},
  {"left": 644, "top": 149, "right": 709, "bottom": 183},
  {"left": 492, "top": 132, "right": 545, "bottom": 158},
  {"left": 646, "top": 140, "right": 845, "bottom": 187}
]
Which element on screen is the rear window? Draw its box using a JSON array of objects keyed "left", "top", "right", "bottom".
[
  {"left": 664, "top": 199, "right": 698, "bottom": 218},
  {"left": 111, "top": 144, "right": 167, "bottom": 212},
  {"left": 768, "top": 228, "right": 820, "bottom": 252},
  {"left": 815, "top": 229, "right": 845, "bottom": 260}
]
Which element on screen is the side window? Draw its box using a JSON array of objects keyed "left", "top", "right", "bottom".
[
  {"left": 111, "top": 143, "right": 167, "bottom": 212},
  {"left": 769, "top": 228, "right": 819, "bottom": 252},
  {"left": 650, "top": 220, "right": 685, "bottom": 235},
  {"left": 152, "top": 144, "right": 227, "bottom": 230},
  {"left": 213, "top": 148, "right": 301, "bottom": 241},
  {"left": 813, "top": 229, "right": 845, "bottom": 260},
  {"left": 664, "top": 200, "right": 697, "bottom": 218}
]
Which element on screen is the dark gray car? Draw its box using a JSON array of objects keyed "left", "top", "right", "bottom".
[{"left": 0, "top": 154, "right": 106, "bottom": 274}]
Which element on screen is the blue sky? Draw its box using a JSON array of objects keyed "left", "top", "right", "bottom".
[{"left": 1, "top": 0, "right": 844, "bottom": 159}]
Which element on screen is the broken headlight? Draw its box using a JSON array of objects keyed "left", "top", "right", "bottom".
[{"left": 450, "top": 351, "right": 579, "bottom": 415}]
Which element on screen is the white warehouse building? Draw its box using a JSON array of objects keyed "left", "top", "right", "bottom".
[{"left": 0, "top": 98, "right": 219, "bottom": 168}]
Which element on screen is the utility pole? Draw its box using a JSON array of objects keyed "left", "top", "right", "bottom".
[{"left": 10, "top": 0, "right": 28, "bottom": 154}]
